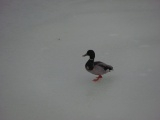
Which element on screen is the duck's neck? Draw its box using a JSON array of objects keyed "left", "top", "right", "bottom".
[
  {"left": 90, "top": 54, "right": 95, "bottom": 60},
  {"left": 85, "top": 58, "right": 94, "bottom": 70},
  {"left": 88, "top": 55, "right": 95, "bottom": 63},
  {"left": 89, "top": 58, "right": 94, "bottom": 61}
]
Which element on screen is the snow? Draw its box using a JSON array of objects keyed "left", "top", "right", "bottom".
[{"left": 1, "top": 0, "right": 160, "bottom": 120}]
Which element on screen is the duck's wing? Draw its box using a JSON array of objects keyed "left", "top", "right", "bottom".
[{"left": 94, "top": 61, "right": 113, "bottom": 71}]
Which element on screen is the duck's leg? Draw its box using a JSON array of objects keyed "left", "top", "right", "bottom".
[{"left": 93, "top": 75, "right": 102, "bottom": 82}]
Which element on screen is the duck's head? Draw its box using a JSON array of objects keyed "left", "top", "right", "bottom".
[{"left": 82, "top": 50, "right": 95, "bottom": 59}]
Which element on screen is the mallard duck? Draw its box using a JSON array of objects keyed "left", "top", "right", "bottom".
[{"left": 83, "top": 50, "right": 113, "bottom": 81}]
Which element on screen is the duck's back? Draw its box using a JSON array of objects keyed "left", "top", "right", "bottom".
[{"left": 94, "top": 61, "right": 113, "bottom": 71}]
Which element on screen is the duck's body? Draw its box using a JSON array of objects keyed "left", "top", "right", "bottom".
[
  {"left": 83, "top": 50, "right": 113, "bottom": 81},
  {"left": 85, "top": 61, "right": 113, "bottom": 75}
]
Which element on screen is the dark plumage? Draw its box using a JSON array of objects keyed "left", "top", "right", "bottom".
[{"left": 83, "top": 50, "right": 113, "bottom": 81}]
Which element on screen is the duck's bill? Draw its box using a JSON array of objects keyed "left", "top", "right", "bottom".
[{"left": 82, "top": 54, "right": 87, "bottom": 57}]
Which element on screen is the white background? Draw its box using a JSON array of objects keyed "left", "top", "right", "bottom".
[{"left": 1, "top": 0, "right": 160, "bottom": 120}]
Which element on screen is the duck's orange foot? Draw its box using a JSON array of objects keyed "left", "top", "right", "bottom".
[{"left": 93, "top": 75, "right": 102, "bottom": 82}]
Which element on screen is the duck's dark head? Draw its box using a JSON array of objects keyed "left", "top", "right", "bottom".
[{"left": 82, "top": 50, "right": 95, "bottom": 59}]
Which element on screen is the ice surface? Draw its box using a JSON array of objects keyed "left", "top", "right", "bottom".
[{"left": 1, "top": 0, "right": 160, "bottom": 120}]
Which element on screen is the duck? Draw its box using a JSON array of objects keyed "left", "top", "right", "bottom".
[{"left": 82, "top": 50, "right": 113, "bottom": 81}]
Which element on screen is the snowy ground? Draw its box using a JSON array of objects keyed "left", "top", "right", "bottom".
[{"left": 1, "top": 0, "right": 160, "bottom": 120}]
